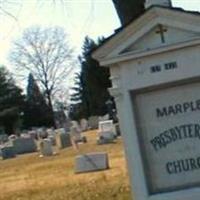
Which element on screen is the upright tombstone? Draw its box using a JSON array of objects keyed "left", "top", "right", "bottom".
[
  {"left": 37, "top": 128, "right": 48, "bottom": 139},
  {"left": 1, "top": 146, "right": 16, "bottom": 159},
  {"left": 80, "top": 118, "right": 88, "bottom": 132},
  {"left": 97, "top": 120, "right": 116, "bottom": 145},
  {"left": 93, "top": 1, "right": 200, "bottom": 200},
  {"left": 88, "top": 116, "right": 99, "bottom": 129},
  {"left": 28, "top": 130, "right": 38, "bottom": 140},
  {"left": 55, "top": 128, "right": 72, "bottom": 149},
  {"left": 70, "top": 121, "right": 87, "bottom": 144},
  {"left": 12, "top": 137, "right": 37, "bottom": 154},
  {"left": 0, "top": 134, "right": 8, "bottom": 144},
  {"left": 39, "top": 139, "right": 53, "bottom": 156}
]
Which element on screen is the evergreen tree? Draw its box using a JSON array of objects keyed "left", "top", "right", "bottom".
[
  {"left": 23, "top": 73, "right": 54, "bottom": 128},
  {"left": 0, "top": 66, "right": 24, "bottom": 135},
  {"left": 70, "top": 37, "right": 114, "bottom": 120}
]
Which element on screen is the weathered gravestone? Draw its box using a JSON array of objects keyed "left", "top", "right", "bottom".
[
  {"left": 75, "top": 152, "right": 109, "bottom": 173},
  {"left": 93, "top": 0, "right": 200, "bottom": 199},
  {"left": 80, "top": 118, "right": 88, "bottom": 132},
  {"left": 37, "top": 128, "right": 48, "bottom": 139},
  {"left": 97, "top": 120, "right": 116, "bottom": 145},
  {"left": 39, "top": 139, "right": 53, "bottom": 156},
  {"left": 28, "top": 130, "right": 38, "bottom": 140},
  {"left": 88, "top": 116, "right": 99, "bottom": 129},
  {"left": 12, "top": 137, "right": 37, "bottom": 154},
  {"left": 0, "top": 134, "right": 8, "bottom": 144},
  {"left": 1, "top": 146, "right": 16, "bottom": 159},
  {"left": 46, "top": 128, "right": 56, "bottom": 145},
  {"left": 55, "top": 128, "right": 72, "bottom": 149},
  {"left": 98, "top": 114, "right": 109, "bottom": 122},
  {"left": 70, "top": 121, "right": 87, "bottom": 144}
]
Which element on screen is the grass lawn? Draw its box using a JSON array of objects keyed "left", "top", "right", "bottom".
[{"left": 0, "top": 130, "right": 132, "bottom": 200}]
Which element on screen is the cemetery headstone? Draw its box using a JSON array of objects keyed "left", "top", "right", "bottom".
[
  {"left": 98, "top": 114, "right": 109, "bottom": 122},
  {"left": 48, "top": 135, "right": 56, "bottom": 146},
  {"left": 37, "top": 128, "right": 48, "bottom": 139},
  {"left": 8, "top": 135, "right": 17, "bottom": 140},
  {"left": 97, "top": 120, "right": 116, "bottom": 145},
  {"left": 88, "top": 116, "right": 99, "bottom": 129},
  {"left": 1, "top": 146, "right": 16, "bottom": 159},
  {"left": 55, "top": 128, "right": 72, "bottom": 149},
  {"left": 28, "top": 130, "right": 38, "bottom": 140},
  {"left": 75, "top": 152, "right": 109, "bottom": 173},
  {"left": 0, "top": 134, "right": 8, "bottom": 144},
  {"left": 92, "top": 0, "right": 200, "bottom": 199},
  {"left": 80, "top": 118, "right": 88, "bottom": 132},
  {"left": 39, "top": 139, "right": 53, "bottom": 156},
  {"left": 70, "top": 122, "right": 87, "bottom": 144},
  {"left": 12, "top": 137, "right": 37, "bottom": 154}
]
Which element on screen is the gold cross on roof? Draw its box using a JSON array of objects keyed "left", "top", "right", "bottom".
[{"left": 156, "top": 24, "right": 168, "bottom": 43}]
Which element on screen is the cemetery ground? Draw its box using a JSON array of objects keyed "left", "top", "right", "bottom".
[{"left": 0, "top": 130, "right": 131, "bottom": 200}]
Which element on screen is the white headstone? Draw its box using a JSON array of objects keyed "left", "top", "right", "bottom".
[
  {"left": 70, "top": 123, "right": 87, "bottom": 144},
  {"left": 39, "top": 139, "right": 53, "bottom": 156},
  {"left": 98, "top": 120, "right": 114, "bottom": 133},
  {"left": 80, "top": 119, "right": 88, "bottom": 131},
  {"left": 98, "top": 114, "right": 109, "bottom": 122},
  {"left": 37, "top": 128, "right": 48, "bottom": 139},
  {"left": 88, "top": 116, "right": 99, "bottom": 129},
  {"left": 98, "top": 120, "right": 116, "bottom": 140}
]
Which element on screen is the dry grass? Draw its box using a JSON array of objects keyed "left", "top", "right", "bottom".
[{"left": 0, "top": 130, "right": 131, "bottom": 200}]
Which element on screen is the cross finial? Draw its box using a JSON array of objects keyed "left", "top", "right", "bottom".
[{"left": 155, "top": 24, "right": 167, "bottom": 43}]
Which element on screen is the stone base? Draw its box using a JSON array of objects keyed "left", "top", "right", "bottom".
[
  {"left": 96, "top": 134, "right": 116, "bottom": 145},
  {"left": 75, "top": 152, "right": 109, "bottom": 173}
]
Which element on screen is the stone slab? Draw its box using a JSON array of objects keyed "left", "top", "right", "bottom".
[
  {"left": 56, "top": 133, "right": 72, "bottom": 149},
  {"left": 12, "top": 137, "right": 37, "bottom": 154},
  {"left": 39, "top": 139, "right": 53, "bottom": 156},
  {"left": 88, "top": 116, "right": 99, "bottom": 129},
  {"left": 133, "top": 81, "right": 200, "bottom": 194},
  {"left": 1, "top": 146, "right": 16, "bottom": 159},
  {"left": 80, "top": 118, "right": 88, "bottom": 131},
  {"left": 75, "top": 152, "right": 109, "bottom": 173}
]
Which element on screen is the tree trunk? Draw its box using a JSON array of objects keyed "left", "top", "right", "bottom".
[
  {"left": 112, "top": 0, "right": 145, "bottom": 26},
  {"left": 46, "top": 92, "right": 56, "bottom": 128}
]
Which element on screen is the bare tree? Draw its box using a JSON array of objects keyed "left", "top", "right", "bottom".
[
  {"left": 10, "top": 26, "right": 74, "bottom": 115},
  {"left": 0, "top": 0, "right": 22, "bottom": 20}
]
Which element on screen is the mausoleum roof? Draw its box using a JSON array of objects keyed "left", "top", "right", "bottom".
[{"left": 92, "top": 6, "right": 200, "bottom": 66}]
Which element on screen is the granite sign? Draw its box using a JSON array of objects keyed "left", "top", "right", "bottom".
[{"left": 133, "top": 81, "right": 200, "bottom": 194}]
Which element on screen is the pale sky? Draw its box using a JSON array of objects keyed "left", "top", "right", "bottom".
[{"left": 0, "top": 0, "right": 200, "bottom": 89}]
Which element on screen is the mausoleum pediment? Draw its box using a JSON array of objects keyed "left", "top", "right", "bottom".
[
  {"left": 120, "top": 24, "right": 200, "bottom": 55},
  {"left": 93, "top": 6, "right": 200, "bottom": 66}
]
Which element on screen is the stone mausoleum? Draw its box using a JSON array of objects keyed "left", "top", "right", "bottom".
[{"left": 93, "top": 0, "right": 200, "bottom": 200}]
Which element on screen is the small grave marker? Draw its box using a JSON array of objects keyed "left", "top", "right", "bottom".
[{"left": 75, "top": 152, "right": 109, "bottom": 173}]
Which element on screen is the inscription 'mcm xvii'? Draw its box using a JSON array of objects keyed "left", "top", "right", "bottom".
[{"left": 156, "top": 99, "right": 200, "bottom": 118}]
